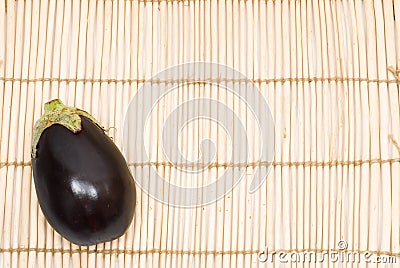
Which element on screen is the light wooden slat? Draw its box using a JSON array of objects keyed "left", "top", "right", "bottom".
[
  {"left": 391, "top": 0, "right": 400, "bottom": 258},
  {"left": 3, "top": 0, "right": 20, "bottom": 266}
]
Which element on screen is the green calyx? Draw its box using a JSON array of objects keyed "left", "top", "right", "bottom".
[{"left": 31, "top": 99, "right": 104, "bottom": 158}]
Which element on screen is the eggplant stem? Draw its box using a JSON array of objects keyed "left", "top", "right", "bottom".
[{"left": 31, "top": 99, "right": 104, "bottom": 158}]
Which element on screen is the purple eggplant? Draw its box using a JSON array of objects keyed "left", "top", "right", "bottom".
[{"left": 31, "top": 99, "right": 136, "bottom": 246}]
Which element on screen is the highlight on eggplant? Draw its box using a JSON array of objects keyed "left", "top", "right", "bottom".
[{"left": 31, "top": 99, "right": 136, "bottom": 246}]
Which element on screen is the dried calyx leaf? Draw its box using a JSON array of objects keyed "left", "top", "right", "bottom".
[{"left": 31, "top": 99, "right": 104, "bottom": 158}]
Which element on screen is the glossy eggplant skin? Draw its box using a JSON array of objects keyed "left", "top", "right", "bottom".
[{"left": 32, "top": 116, "right": 136, "bottom": 246}]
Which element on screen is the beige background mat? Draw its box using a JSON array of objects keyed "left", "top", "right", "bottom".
[{"left": 0, "top": 0, "right": 399, "bottom": 267}]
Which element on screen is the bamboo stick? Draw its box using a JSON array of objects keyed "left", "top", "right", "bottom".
[
  {"left": 178, "top": 1, "right": 194, "bottom": 267},
  {"left": 324, "top": 2, "right": 341, "bottom": 267},
  {"left": 208, "top": 0, "right": 220, "bottom": 265},
  {"left": 176, "top": 1, "right": 187, "bottom": 267},
  {"left": 374, "top": 0, "right": 392, "bottom": 259},
  {"left": 223, "top": 0, "right": 235, "bottom": 263},
  {"left": 0, "top": 7, "right": 4, "bottom": 259},
  {"left": 3, "top": 0, "right": 20, "bottom": 267},
  {"left": 335, "top": 2, "right": 354, "bottom": 267},
  {"left": 122, "top": 1, "right": 134, "bottom": 266},
  {"left": 199, "top": 0, "right": 210, "bottom": 267},
  {"left": 354, "top": 2, "right": 371, "bottom": 268},
  {"left": 265, "top": 1, "right": 276, "bottom": 267},
  {"left": 364, "top": 2, "right": 380, "bottom": 265},
  {"left": 332, "top": 2, "right": 347, "bottom": 268},
  {"left": 300, "top": 1, "right": 312, "bottom": 268},
  {"left": 49, "top": 0, "right": 65, "bottom": 101},
  {"left": 273, "top": 1, "right": 285, "bottom": 267},
  {"left": 245, "top": 0, "right": 256, "bottom": 266},
  {"left": 193, "top": 0, "right": 204, "bottom": 267},
  {"left": 42, "top": 0, "right": 56, "bottom": 105},
  {"left": 157, "top": 0, "right": 169, "bottom": 267},
  {"left": 0, "top": 1, "right": 16, "bottom": 261},
  {"left": 74, "top": 0, "right": 89, "bottom": 110},
  {"left": 313, "top": 1, "right": 327, "bottom": 267},
  {"left": 340, "top": 0, "right": 349, "bottom": 246},
  {"left": 17, "top": 1, "right": 34, "bottom": 266},
  {"left": 147, "top": 1, "right": 157, "bottom": 267},
  {"left": 82, "top": 0, "right": 96, "bottom": 113},
  {"left": 236, "top": 1, "right": 247, "bottom": 267},
  {"left": 59, "top": 0, "right": 71, "bottom": 102},
  {"left": 227, "top": 2, "right": 239, "bottom": 267},
  {"left": 348, "top": 2, "right": 362, "bottom": 266},
  {"left": 91, "top": 0, "right": 105, "bottom": 120},
  {"left": 10, "top": 3, "right": 26, "bottom": 268},
  {"left": 255, "top": 1, "right": 268, "bottom": 268},
  {"left": 128, "top": 0, "right": 142, "bottom": 266},
  {"left": 295, "top": 0, "right": 305, "bottom": 263},
  {"left": 135, "top": 2, "right": 146, "bottom": 267},
  {"left": 177, "top": 4, "right": 186, "bottom": 267},
  {"left": 251, "top": 0, "right": 263, "bottom": 266},
  {"left": 288, "top": 2, "right": 298, "bottom": 268},
  {"left": 66, "top": 0, "right": 80, "bottom": 107},
  {"left": 391, "top": 0, "right": 400, "bottom": 257},
  {"left": 0, "top": 0, "right": 5, "bottom": 159},
  {"left": 281, "top": 0, "right": 292, "bottom": 261},
  {"left": 26, "top": 0, "right": 41, "bottom": 266},
  {"left": 186, "top": 1, "right": 197, "bottom": 267}
]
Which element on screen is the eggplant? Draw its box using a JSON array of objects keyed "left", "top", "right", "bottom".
[{"left": 31, "top": 99, "right": 136, "bottom": 246}]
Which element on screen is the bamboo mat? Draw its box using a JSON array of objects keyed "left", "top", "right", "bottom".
[{"left": 1, "top": 0, "right": 400, "bottom": 267}]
